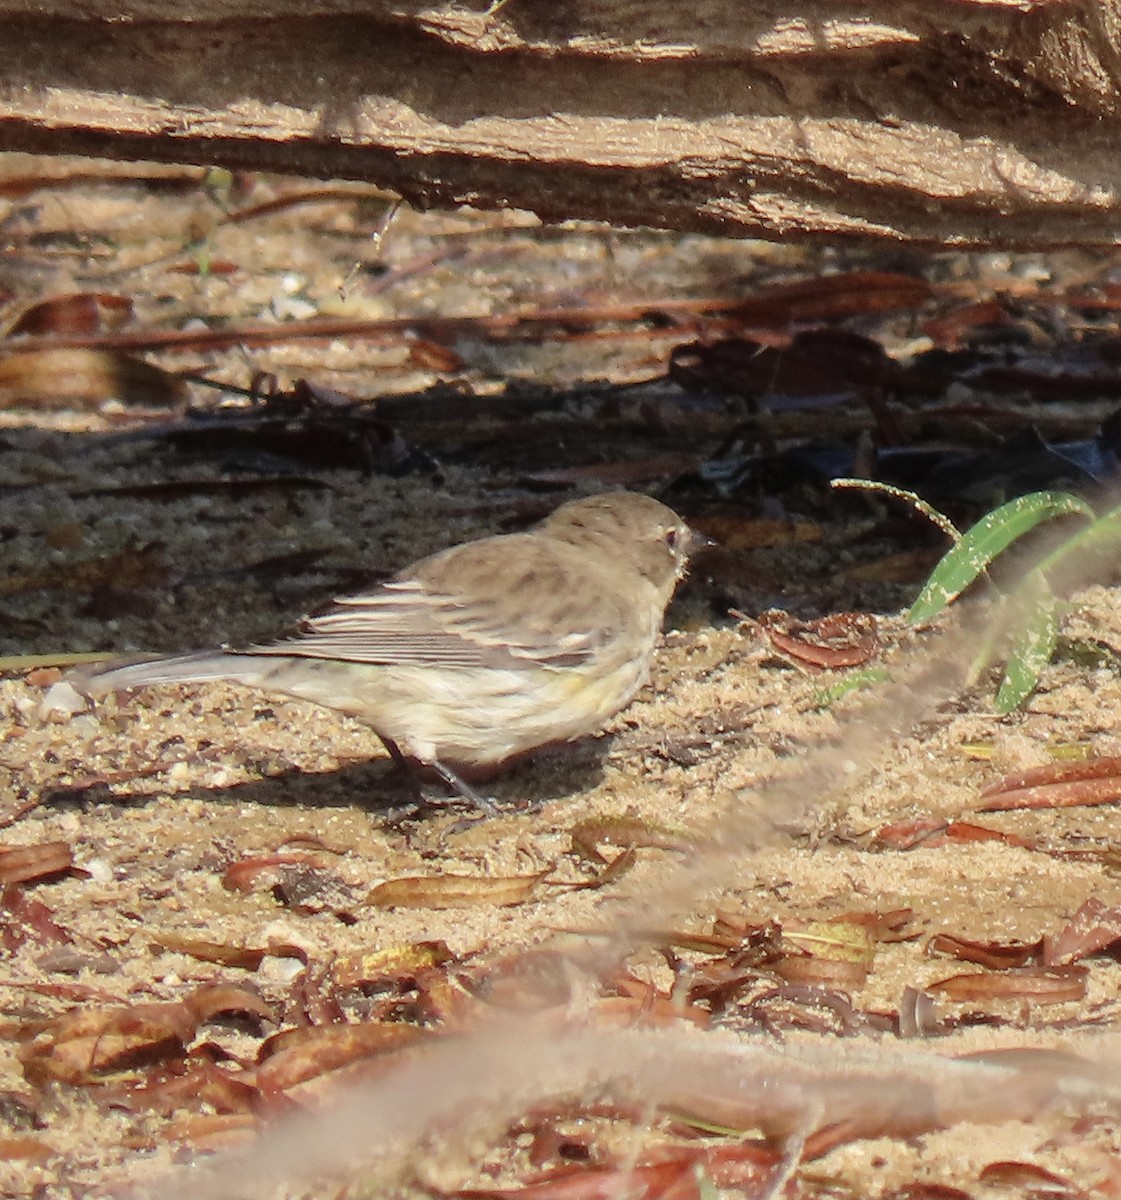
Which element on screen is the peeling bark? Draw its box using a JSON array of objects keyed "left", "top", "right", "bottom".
[{"left": 2, "top": 1, "right": 1121, "bottom": 245}]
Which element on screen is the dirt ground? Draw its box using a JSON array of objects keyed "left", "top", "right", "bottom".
[{"left": 4, "top": 156, "right": 1121, "bottom": 1198}]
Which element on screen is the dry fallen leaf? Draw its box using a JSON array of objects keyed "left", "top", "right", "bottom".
[
  {"left": 0, "top": 841, "right": 74, "bottom": 885},
  {"left": 149, "top": 933, "right": 308, "bottom": 971},
  {"left": 927, "top": 933, "right": 1041, "bottom": 971},
  {"left": 332, "top": 941, "right": 454, "bottom": 990},
  {"left": 0, "top": 348, "right": 186, "bottom": 408},
  {"left": 7, "top": 292, "right": 133, "bottom": 336},
  {"left": 928, "top": 966, "right": 1087, "bottom": 1005},
  {"left": 221, "top": 852, "right": 332, "bottom": 893},
  {"left": 0, "top": 886, "right": 75, "bottom": 951},
  {"left": 367, "top": 870, "right": 552, "bottom": 910},
  {"left": 978, "top": 758, "right": 1121, "bottom": 812},
  {"left": 756, "top": 612, "right": 880, "bottom": 670},
  {"left": 256, "top": 1022, "right": 425, "bottom": 1097},
  {"left": 875, "top": 818, "right": 1037, "bottom": 851},
  {"left": 18, "top": 983, "right": 274, "bottom": 1085},
  {"left": 1043, "top": 895, "right": 1121, "bottom": 966}
]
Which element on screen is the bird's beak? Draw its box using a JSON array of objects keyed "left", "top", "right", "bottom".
[{"left": 686, "top": 527, "right": 717, "bottom": 555}]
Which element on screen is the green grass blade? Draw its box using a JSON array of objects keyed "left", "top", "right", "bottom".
[
  {"left": 831, "top": 479, "right": 961, "bottom": 543},
  {"left": 994, "top": 579, "right": 1060, "bottom": 713},
  {"left": 812, "top": 667, "right": 892, "bottom": 708},
  {"left": 1032, "top": 500, "right": 1121, "bottom": 579},
  {"left": 908, "top": 491, "right": 1093, "bottom": 625}
]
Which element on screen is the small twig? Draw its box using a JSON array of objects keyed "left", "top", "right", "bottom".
[
  {"left": 0, "top": 295, "right": 772, "bottom": 355},
  {"left": 0, "top": 651, "right": 114, "bottom": 673}
]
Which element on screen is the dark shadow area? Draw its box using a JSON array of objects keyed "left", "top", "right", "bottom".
[{"left": 39, "top": 735, "right": 611, "bottom": 819}]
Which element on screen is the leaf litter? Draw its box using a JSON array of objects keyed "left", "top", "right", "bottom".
[{"left": 6, "top": 157, "right": 1121, "bottom": 1198}]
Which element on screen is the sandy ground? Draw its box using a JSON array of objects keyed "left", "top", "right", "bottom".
[{"left": 2, "top": 157, "right": 1121, "bottom": 1197}]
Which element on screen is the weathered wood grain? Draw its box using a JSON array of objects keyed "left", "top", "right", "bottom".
[{"left": 2, "top": 1, "right": 1120, "bottom": 245}]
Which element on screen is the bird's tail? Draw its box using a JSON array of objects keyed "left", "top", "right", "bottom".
[{"left": 66, "top": 651, "right": 263, "bottom": 699}]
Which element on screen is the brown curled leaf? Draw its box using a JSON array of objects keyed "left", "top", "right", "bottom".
[
  {"left": 116, "top": 1059, "right": 258, "bottom": 1116},
  {"left": 18, "top": 983, "right": 272, "bottom": 1084},
  {"left": 367, "top": 869, "right": 551, "bottom": 910},
  {"left": 0, "top": 348, "right": 186, "bottom": 409},
  {"left": 978, "top": 756, "right": 1121, "bottom": 812},
  {"left": 885, "top": 1185, "right": 973, "bottom": 1200},
  {"left": 606, "top": 972, "right": 712, "bottom": 1029},
  {"left": 939, "top": 821, "right": 1037, "bottom": 848},
  {"left": 19, "top": 1002, "right": 199, "bottom": 1084},
  {"left": 220, "top": 852, "right": 328, "bottom": 892},
  {"left": 1044, "top": 895, "right": 1121, "bottom": 965},
  {"left": 981, "top": 757, "right": 1121, "bottom": 792},
  {"left": 927, "top": 934, "right": 1041, "bottom": 970},
  {"left": 256, "top": 1022, "right": 424, "bottom": 1096},
  {"left": 0, "top": 886, "right": 74, "bottom": 951},
  {"left": 8, "top": 293, "right": 133, "bottom": 336},
  {"left": 413, "top": 965, "right": 483, "bottom": 1029},
  {"left": 710, "top": 904, "right": 780, "bottom": 939},
  {"left": 181, "top": 983, "right": 274, "bottom": 1026},
  {"left": 570, "top": 815, "right": 692, "bottom": 860},
  {"left": 928, "top": 965, "right": 1088, "bottom": 1004},
  {"left": 978, "top": 1160, "right": 1080, "bottom": 1195},
  {"left": 873, "top": 818, "right": 951, "bottom": 849},
  {"left": 592, "top": 993, "right": 711, "bottom": 1030},
  {"left": 874, "top": 818, "right": 1037, "bottom": 851},
  {"left": 149, "top": 933, "right": 307, "bottom": 970},
  {"left": 635, "top": 926, "right": 743, "bottom": 954},
  {"left": 757, "top": 611, "right": 879, "bottom": 670},
  {"left": 0, "top": 842, "right": 74, "bottom": 885},
  {"left": 772, "top": 955, "right": 869, "bottom": 987}
]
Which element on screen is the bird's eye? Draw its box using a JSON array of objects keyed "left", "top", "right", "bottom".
[{"left": 664, "top": 529, "right": 679, "bottom": 550}]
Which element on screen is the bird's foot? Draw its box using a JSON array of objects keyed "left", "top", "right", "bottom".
[
  {"left": 377, "top": 737, "right": 501, "bottom": 823},
  {"left": 429, "top": 760, "right": 501, "bottom": 819}
]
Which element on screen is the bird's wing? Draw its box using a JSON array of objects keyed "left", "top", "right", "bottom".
[{"left": 252, "top": 534, "right": 624, "bottom": 669}]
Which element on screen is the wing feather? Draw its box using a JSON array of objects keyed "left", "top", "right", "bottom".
[{"left": 249, "top": 534, "right": 624, "bottom": 669}]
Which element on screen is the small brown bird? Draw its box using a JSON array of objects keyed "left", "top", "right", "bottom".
[{"left": 65, "top": 492, "right": 703, "bottom": 814}]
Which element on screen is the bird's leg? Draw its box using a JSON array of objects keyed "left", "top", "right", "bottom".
[
  {"left": 378, "top": 736, "right": 425, "bottom": 805},
  {"left": 429, "top": 760, "right": 500, "bottom": 819},
  {"left": 377, "top": 736, "right": 499, "bottom": 819}
]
